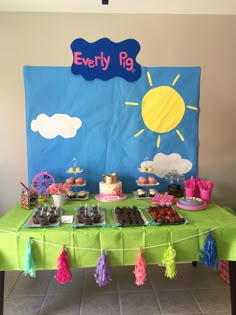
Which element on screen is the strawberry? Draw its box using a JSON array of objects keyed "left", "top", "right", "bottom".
[
  {"left": 159, "top": 210, "right": 166, "bottom": 216},
  {"left": 169, "top": 217, "right": 176, "bottom": 224}
]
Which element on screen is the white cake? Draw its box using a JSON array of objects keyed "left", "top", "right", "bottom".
[{"left": 99, "top": 181, "right": 122, "bottom": 197}]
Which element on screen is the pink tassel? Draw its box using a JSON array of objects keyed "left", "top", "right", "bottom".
[
  {"left": 133, "top": 249, "right": 147, "bottom": 286},
  {"left": 54, "top": 246, "right": 72, "bottom": 284}
]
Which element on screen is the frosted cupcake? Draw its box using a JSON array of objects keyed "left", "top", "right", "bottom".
[
  {"left": 138, "top": 176, "right": 148, "bottom": 185},
  {"left": 148, "top": 176, "right": 157, "bottom": 184}
]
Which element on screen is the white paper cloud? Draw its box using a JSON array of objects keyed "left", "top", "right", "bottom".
[
  {"left": 141, "top": 153, "right": 192, "bottom": 178},
  {"left": 31, "top": 113, "right": 82, "bottom": 139}
]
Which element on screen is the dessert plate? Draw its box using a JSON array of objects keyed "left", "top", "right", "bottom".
[
  {"left": 112, "top": 207, "right": 149, "bottom": 227},
  {"left": 72, "top": 214, "right": 106, "bottom": 227},
  {"left": 95, "top": 194, "right": 128, "bottom": 202},
  {"left": 176, "top": 200, "right": 207, "bottom": 211},
  {"left": 138, "top": 167, "right": 154, "bottom": 173},
  {"left": 72, "top": 207, "right": 107, "bottom": 228},
  {"left": 178, "top": 197, "right": 204, "bottom": 206},
  {"left": 69, "top": 181, "right": 86, "bottom": 187},
  {"left": 146, "top": 206, "right": 187, "bottom": 225},
  {"left": 136, "top": 180, "right": 160, "bottom": 187},
  {"left": 23, "top": 214, "right": 61, "bottom": 228},
  {"left": 66, "top": 169, "right": 83, "bottom": 173},
  {"left": 133, "top": 191, "right": 152, "bottom": 200}
]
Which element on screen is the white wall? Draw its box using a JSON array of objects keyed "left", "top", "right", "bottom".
[{"left": 1, "top": 0, "right": 236, "bottom": 14}]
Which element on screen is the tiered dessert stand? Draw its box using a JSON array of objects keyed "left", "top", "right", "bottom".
[
  {"left": 66, "top": 158, "right": 89, "bottom": 200},
  {"left": 134, "top": 159, "right": 159, "bottom": 199}
]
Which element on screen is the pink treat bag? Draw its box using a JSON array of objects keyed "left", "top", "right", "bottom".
[
  {"left": 185, "top": 187, "right": 197, "bottom": 198},
  {"left": 199, "top": 189, "right": 212, "bottom": 203}
]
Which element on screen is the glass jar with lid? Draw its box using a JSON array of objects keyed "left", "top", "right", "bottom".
[{"left": 165, "top": 170, "right": 185, "bottom": 197}]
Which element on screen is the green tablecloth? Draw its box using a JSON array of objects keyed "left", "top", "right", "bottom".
[{"left": 0, "top": 194, "right": 236, "bottom": 271}]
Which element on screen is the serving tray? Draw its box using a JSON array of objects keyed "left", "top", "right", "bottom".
[
  {"left": 135, "top": 180, "right": 160, "bottom": 187},
  {"left": 72, "top": 206, "right": 107, "bottom": 228},
  {"left": 112, "top": 206, "right": 150, "bottom": 227},
  {"left": 133, "top": 191, "right": 152, "bottom": 200},
  {"left": 146, "top": 206, "right": 187, "bottom": 225},
  {"left": 23, "top": 214, "right": 61, "bottom": 228}
]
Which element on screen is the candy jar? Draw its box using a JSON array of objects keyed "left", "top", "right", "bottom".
[{"left": 165, "top": 170, "right": 185, "bottom": 197}]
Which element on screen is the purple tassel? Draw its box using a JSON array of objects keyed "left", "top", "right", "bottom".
[
  {"left": 94, "top": 250, "right": 112, "bottom": 287},
  {"left": 200, "top": 231, "right": 218, "bottom": 269}
]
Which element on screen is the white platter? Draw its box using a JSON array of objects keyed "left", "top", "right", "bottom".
[
  {"left": 133, "top": 191, "right": 152, "bottom": 200},
  {"left": 66, "top": 169, "right": 83, "bottom": 173},
  {"left": 69, "top": 181, "right": 86, "bottom": 187},
  {"left": 136, "top": 180, "right": 160, "bottom": 186}
]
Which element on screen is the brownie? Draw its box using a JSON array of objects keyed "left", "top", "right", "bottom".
[{"left": 114, "top": 206, "right": 144, "bottom": 226}]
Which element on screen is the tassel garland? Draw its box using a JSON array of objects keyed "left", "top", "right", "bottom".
[
  {"left": 200, "top": 231, "right": 218, "bottom": 269},
  {"left": 133, "top": 249, "right": 147, "bottom": 286},
  {"left": 162, "top": 244, "right": 176, "bottom": 279},
  {"left": 54, "top": 246, "right": 72, "bottom": 284},
  {"left": 94, "top": 250, "right": 112, "bottom": 287},
  {"left": 24, "top": 237, "right": 36, "bottom": 277}
]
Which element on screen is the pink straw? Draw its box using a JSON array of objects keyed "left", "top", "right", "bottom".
[{"left": 20, "top": 182, "right": 30, "bottom": 191}]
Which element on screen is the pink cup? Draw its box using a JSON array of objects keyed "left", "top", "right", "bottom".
[
  {"left": 199, "top": 189, "right": 212, "bottom": 203},
  {"left": 185, "top": 187, "right": 197, "bottom": 197}
]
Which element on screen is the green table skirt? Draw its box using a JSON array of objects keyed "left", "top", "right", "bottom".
[{"left": 0, "top": 194, "right": 236, "bottom": 271}]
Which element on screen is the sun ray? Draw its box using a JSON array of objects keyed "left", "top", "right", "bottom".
[
  {"left": 134, "top": 129, "right": 145, "bottom": 137},
  {"left": 172, "top": 74, "right": 180, "bottom": 86},
  {"left": 147, "top": 71, "right": 153, "bottom": 87},
  {"left": 186, "top": 105, "right": 198, "bottom": 111},
  {"left": 156, "top": 135, "right": 161, "bottom": 148},
  {"left": 125, "top": 102, "right": 139, "bottom": 106},
  {"left": 176, "top": 129, "right": 184, "bottom": 141}
]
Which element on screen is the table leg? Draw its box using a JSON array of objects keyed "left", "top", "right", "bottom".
[
  {"left": 229, "top": 261, "right": 236, "bottom": 315},
  {"left": 0, "top": 271, "right": 5, "bottom": 315}
]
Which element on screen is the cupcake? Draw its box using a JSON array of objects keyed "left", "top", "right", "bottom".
[
  {"left": 93, "top": 212, "right": 102, "bottom": 223},
  {"left": 82, "top": 214, "right": 94, "bottom": 225},
  {"left": 148, "top": 188, "right": 157, "bottom": 197},
  {"left": 75, "top": 177, "right": 85, "bottom": 185},
  {"left": 68, "top": 167, "right": 75, "bottom": 172},
  {"left": 67, "top": 191, "right": 76, "bottom": 199},
  {"left": 138, "top": 176, "right": 148, "bottom": 185},
  {"left": 137, "top": 189, "right": 146, "bottom": 198},
  {"left": 76, "top": 209, "right": 85, "bottom": 223},
  {"left": 66, "top": 177, "right": 75, "bottom": 185},
  {"left": 38, "top": 214, "right": 50, "bottom": 226},
  {"left": 78, "top": 190, "right": 86, "bottom": 198},
  {"left": 140, "top": 166, "right": 148, "bottom": 172},
  {"left": 148, "top": 176, "right": 157, "bottom": 184},
  {"left": 32, "top": 212, "right": 39, "bottom": 224},
  {"left": 77, "top": 214, "right": 84, "bottom": 224},
  {"left": 50, "top": 213, "right": 58, "bottom": 224}
]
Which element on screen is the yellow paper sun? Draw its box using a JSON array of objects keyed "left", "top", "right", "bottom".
[{"left": 125, "top": 72, "right": 198, "bottom": 148}]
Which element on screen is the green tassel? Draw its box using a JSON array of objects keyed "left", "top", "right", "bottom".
[
  {"left": 162, "top": 244, "right": 176, "bottom": 279},
  {"left": 24, "top": 237, "right": 36, "bottom": 277}
]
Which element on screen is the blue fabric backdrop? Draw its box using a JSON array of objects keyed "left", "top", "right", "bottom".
[{"left": 23, "top": 66, "right": 201, "bottom": 193}]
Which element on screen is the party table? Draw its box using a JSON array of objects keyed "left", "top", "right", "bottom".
[{"left": 0, "top": 194, "right": 236, "bottom": 315}]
